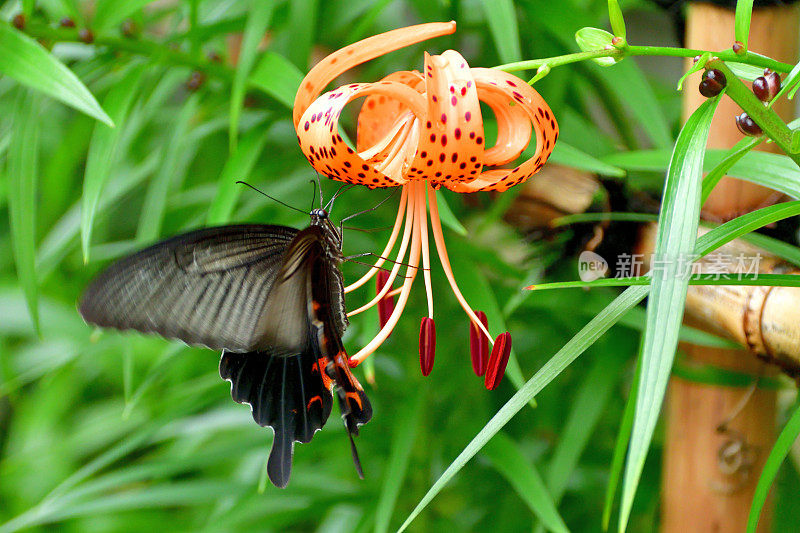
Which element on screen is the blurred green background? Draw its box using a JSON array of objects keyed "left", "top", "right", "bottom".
[{"left": 2, "top": 0, "right": 800, "bottom": 531}]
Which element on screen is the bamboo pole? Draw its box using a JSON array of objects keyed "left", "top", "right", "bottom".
[{"left": 661, "top": 3, "right": 799, "bottom": 532}]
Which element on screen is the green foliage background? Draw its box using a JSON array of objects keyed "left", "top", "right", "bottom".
[{"left": 2, "top": 0, "right": 800, "bottom": 532}]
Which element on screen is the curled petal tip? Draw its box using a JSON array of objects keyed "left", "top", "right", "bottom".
[
  {"left": 484, "top": 332, "right": 512, "bottom": 390},
  {"left": 419, "top": 317, "right": 436, "bottom": 377},
  {"left": 469, "top": 311, "right": 490, "bottom": 376}
]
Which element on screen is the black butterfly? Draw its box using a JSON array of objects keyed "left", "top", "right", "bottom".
[{"left": 79, "top": 207, "right": 372, "bottom": 488}]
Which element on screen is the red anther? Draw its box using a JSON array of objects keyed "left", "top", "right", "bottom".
[
  {"left": 469, "top": 311, "right": 490, "bottom": 376},
  {"left": 419, "top": 317, "right": 436, "bottom": 377},
  {"left": 484, "top": 332, "right": 512, "bottom": 390},
  {"left": 376, "top": 270, "right": 394, "bottom": 330},
  {"left": 347, "top": 357, "right": 359, "bottom": 368}
]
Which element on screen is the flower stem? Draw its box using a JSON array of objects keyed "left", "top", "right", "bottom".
[{"left": 495, "top": 44, "right": 794, "bottom": 75}]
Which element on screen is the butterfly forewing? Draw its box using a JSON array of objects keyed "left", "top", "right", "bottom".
[{"left": 79, "top": 224, "right": 298, "bottom": 352}]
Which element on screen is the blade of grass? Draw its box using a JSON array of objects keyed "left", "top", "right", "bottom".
[
  {"left": 619, "top": 97, "right": 719, "bottom": 533},
  {"left": 283, "top": 0, "right": 318, "bottom": 69},
  {"left": 701, "top": 136, "right": 762, "bottom": 202},
  {"left": 480, "top": 0, "right": 521, "bottom": 63},
  {"left": 136, "top": 94, "right": 199, "bottom": 243},
  {"left": 373, "top": 389, "right": 425, "bottom": 533},
  {"left": 746, "top": 400, "right": 800, "bottom": 532},
  {"left": 397, "top": 284, "right": 649, "bottom": 532},
  {"left": 549, "top": 141, "right": 626, "bottom": 178},
  {"left": 81, "top": 64, "right": 146, "bottom": 261},
  {"left": 206, "top": 127, "right": 270, "bottom": 225},
  {"left": 532, "top": 347, "right": 626, "bottom": 533},
  {"left": 482, "top": 432, "right": 569, "bottom": 533},
  {"left": 734, "top": 0, "right": 754, "bottom": 48},
  {"left": 6, "top": 89, "right": 41, "bottom": 334},
  {"left": 0, "top": 21, "right": 112, "bottom": 126},
  {"left": 249, "top": 51, "right": 304, "bottom": 108},
  {"left": 229, "top": 0, "right": 274, "bottom": 151},
  {"left": 603, "top": 346, "right": 641, "bottom": 531}
]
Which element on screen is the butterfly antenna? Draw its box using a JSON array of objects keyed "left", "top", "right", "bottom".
[
  {"left": 325, "top": 183, "right": 355, "bottom": 213},
  {"left": 309, "top": 179, "right": 317, "bottom": 212},
  {"left": 315, "top": 172, "right": 324, "bottom": 208},
  {"left": 339, "top": 186, "right": 401, "bottom": 224},
  {"left": 235, "top": 181, "right": 307, "bottom": 215}
]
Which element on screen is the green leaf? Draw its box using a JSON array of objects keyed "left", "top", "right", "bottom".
[
  {"left": 6, "top": 90, "right": 41, "bottom": 334},
  {"left": 229, "top": 0, "right": 274, "bottom": 151},
  {"left": 136, "top": 94, "right": 199, "bottom": 243},
  {"left": 482, "top": 433, "right": 569, "bottom": 533},
  {"left": 549, "top": 141, "right": 626, "bottom": 178},
  {"left": 604, "top": 149, "right": 800, "bottom": 199},
  {"left": 607, "top": 0, "right": 626, "bottom": 39},
  {"left": 283, "top": 0, "right": 318, "bottom": 69},
  {"left": 373, "top": 390, "right": 425, "bottom": 533},
  {"left": 206, "top": 128, "right": 270, "bottom": 225},
  {"left": 734, "top": 0, "right": 754, "bottom": 49},
  {"left": 676, "top": 52, "right": 710, "bottom": 91},
  {"left": 619, "top": 97, "right": 719, "bottom": 533},
  {"left": 81, "top": 65, "right": 147, "bottom": 261},
  {"left": 93, "top": 0, "right": 154, "bottom": 31},
  {"left": 480, "top": 0, "right": 522, "bottom": 63},
  {"left": 0, "top": 22, "right": 112, "bottom": 126},
  {"left": 727, "top": 62, "right": 764, "bottom": 82},
  {"left": 249, "top": 51, "right": 304, "bottom": 108},
  {"left": 701, "top": 136, "right": 762, "bottom": 202},
  {"left": 432, "top": 192, "right": 466, "bottom": 236},
  {"left": 747, "top": 400, "right": 800, "bottom": 532},
  {"left": 603, "top": 347, "right": 641, "bottom": 531},
  {"left": 397, "top": 285, "right": 649, "bottom": 532},
  {"left": 574, "top": 27, "right": 618, "bottom": 66}
]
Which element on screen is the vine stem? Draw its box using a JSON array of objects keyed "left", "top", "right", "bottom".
[{"left": 496, "top": 44, "right": 794, "bottom": 75}]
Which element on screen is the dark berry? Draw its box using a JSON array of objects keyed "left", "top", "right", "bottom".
[
  {"left": 78, "top": 29, "right": 94, "bottom": 43},
  {"left": 752, "top": 70, "right": 781, "bottom": 102},
  {"left": 186, "top": 71, "right": 206, "bottom": 92},
  {"left": 12, "top": 13, "right": 25, "bottom": 30},
  {"left": 207, "top": 51, "right": 222, "bottom": 63},
  {"left": 120, "top": 20, "right": 137, "bottom": 37},
  {"left": 59, "top": 17, "right": 76, "bottom": 28},
  {"left": 733, "top": 41, "right": 745, "bottom": 55},
  {"left": 699, "top": 69, "right": 726, "bottom": 98},
  {"left": 736, "top": 113, "right": 762, "bottom": 136}
]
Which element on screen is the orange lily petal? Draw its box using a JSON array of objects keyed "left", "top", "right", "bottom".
[
  {"left": 357, "top": 71, "right": 424, "bottom": 151},
  {"left": 293, "top": 21, "right": 456, "bottom": 127},
  {"left": 404, "top": 51, "right": 485, "bottom": 188},
  {"left": 297, "top": 81, "right": 425, "bottom": 187}
]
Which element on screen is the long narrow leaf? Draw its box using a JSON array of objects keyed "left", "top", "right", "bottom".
[
  {"left": 397, "top": 285, "right": 649, "bottom": 532},
  {"left": 249, "top": 51, "right": 304, "bottom": 108},
  {"left": 480, "top": 0, "right": 521, "bottom": 63},
  {"left": 206, "top": 128, "right": 269, "bottom": 225},
  {"left": 6, "top": 90, "right": 41, "bottom": 333},
  {"left": 373, "top": 391, "right": 425, "bottom": 533},
  {"left": 81, "top": 65, "right": 146, "bottom": 261},
  {"left": 746, "top": 401, "right": 800, "bottom": 532},
  {"left": 229, "top": 0, "right": 274, "bottom": 151},
  {"left": 619, "top": 97, "right": 719, "bottom": 533},
  {"left": 482, "top": 433, "right": 569, "bottom": 533},
  {"left": 734, "top": 0, "right": 754, "bottom": 48},
  {"left": 0, "top": 22, "right": 112, "bottom": 125}
]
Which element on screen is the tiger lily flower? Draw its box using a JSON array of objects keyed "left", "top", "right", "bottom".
[{"left": 293, "top": 22, "right": 558, "bottom": 387}]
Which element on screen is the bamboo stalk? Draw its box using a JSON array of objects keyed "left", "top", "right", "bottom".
[{"left": 661, "top": 3, "right": 799, "bottom": 532}]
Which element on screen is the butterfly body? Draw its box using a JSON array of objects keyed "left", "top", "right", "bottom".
[{"left": 80, "top": 209, "right": 371, "bottom": 488}]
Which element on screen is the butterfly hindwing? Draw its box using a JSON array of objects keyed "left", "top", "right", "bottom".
[{"left": 79, "top": 225, "right": 298, "bottom": 353}]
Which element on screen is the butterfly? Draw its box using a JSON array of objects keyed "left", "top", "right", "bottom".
[{"left": 79, "top": 206, "right": 372, "bottom": 488}]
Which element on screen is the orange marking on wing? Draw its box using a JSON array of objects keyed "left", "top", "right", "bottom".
[
  {"left": 345, "top": 391, "right": 364, "bottom": 410},
  {"left": 307, "top": 395, "right": 323, "bottom": 410}
]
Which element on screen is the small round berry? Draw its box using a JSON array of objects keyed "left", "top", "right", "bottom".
[
  {"left": 699, "top": 69, "right": 726, "bottom": 98},
  {"left": 120, "top": 20, "right": 137, "bottom": 37},
  {"left": 736, "top": 113, "right": 762, "bottom": 136},
  {"left": 78, "top": 29, "right": 94, "bottom": 44},
  {"left": 186, "top": 71, "right": 206, "bottom": 92},
  {"left": 207, "top": 51, "right": 222, "bottom": 63},
  {"left": 59, "top": 17, "right": 76, "bottom": 28},
  {"left": 733, "top": 41, "right": 745, "bottom": 55},
  {"left": 12, "top": 13, "right": 25, "bottom": 30}
]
